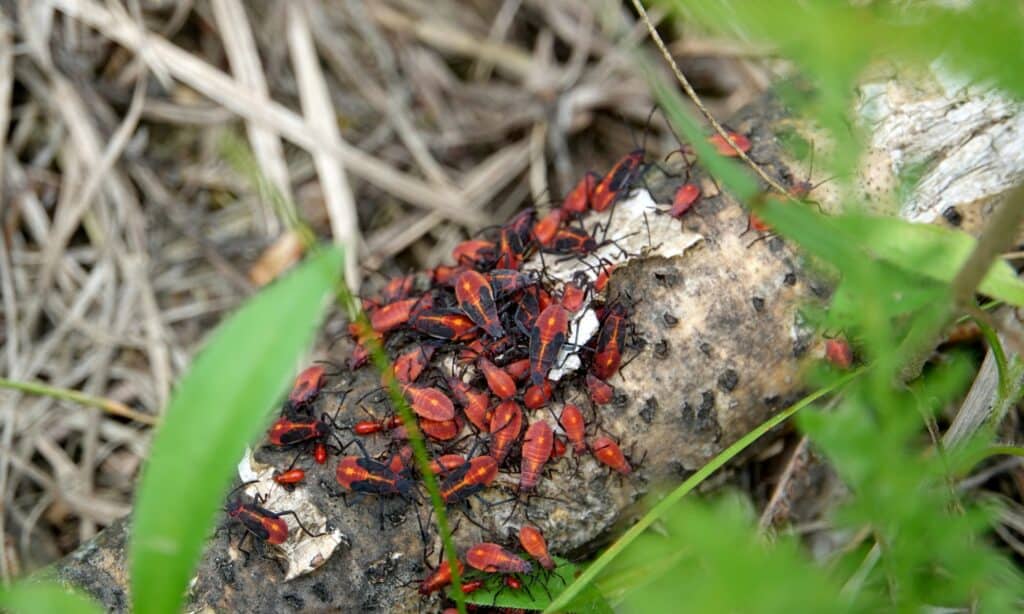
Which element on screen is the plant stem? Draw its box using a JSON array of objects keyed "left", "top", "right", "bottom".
[
  {"left": 543, "top": 369, "right": 864, "bottom": 613},
  {"left": 629, "top": 0, "right": 790, "bottom": 196},
  {"left": 0, "top": 377, "right": 158, "bottom": 426}
]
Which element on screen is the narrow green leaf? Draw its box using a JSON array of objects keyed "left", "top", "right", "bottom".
[
  {"left": 458, "top": 557, "right": 588, "bottom": 611},
  {"left": 755, "top": 200, "right": 1024, "bottom": 309},
  {"left": 130, "top": 247, "right": 343, "bottom": 614},
  {"left": 543, "top": 370, "right": 863, "bottom": 613},
  {"left": 0, "top": 581, "right": 103, "bottom": 614},
  {"left": 841, "top": 214, "right": 1024, "bottom": 307}
]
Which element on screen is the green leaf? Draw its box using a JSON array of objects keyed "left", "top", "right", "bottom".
[
  {"left": 458, "top": 557, "right": 589, "bottom": 611},
  {"left": 756, "top": 199, "right": 1024, "bottom": 308},
  {"left": 0, "top": 581, "right": 103, "bottom": 614},
  {"left": 614, "top": 496, "right": 857, "bottom": 614},
  {"left": 841, "top": 214, "right": 1024, "bottom": 307},
  {"left": 130, "top": 247, "right": 343, "bottom": 614}
]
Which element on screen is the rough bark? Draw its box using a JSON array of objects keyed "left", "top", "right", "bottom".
[{"left": 50, "top": 77, "right": 1024, "bottom": 612}]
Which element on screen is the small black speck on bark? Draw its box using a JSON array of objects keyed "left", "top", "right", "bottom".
[
  {"left": 717, "top": 369, "right": 739, "bottom": 392},
  {"left": 640, "top": 398, "right": 658, "bottom": 423}
]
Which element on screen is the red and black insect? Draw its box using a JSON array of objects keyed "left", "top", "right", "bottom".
[
  {"left": 590, "top": 435, "right": 631, "bottom": 475},
  {"left": 512, "top": 284, "right": 543, "bottom": 332},
  {"left": 286, "top": 364, "right": 326, "bottom": 412},
  {"left": 352, "top": 413, "right": 403, "bottom": 437},
  {"left": 594, "top": 263, "right": 616, "bottom": 293},
  {"left": 559, "top": 404, "right": 587, "bottom": 455},
  {"left": 502, "top": 207, "right": 536, "bottom": 253},
  {"left": 560, "top": 280, "right": 587, "bottom": 313},
  {"left": 224, "top": 482, "right": 322, "bottom": 552},
  {"left": 585, "top": 373, "right": 614, "bottom": 406},
  {"left": 313, "top": 442, "right": 328, "bottom": 465},
  {"left": 403, "top": 384, "right": 457, "bottom": 422},
  {"left": 477, "top": 357, "right": 517, "bottom": 400},
  {"left": 336, "top": 455, "right": 416, "bottom": 498},
  {"left": 495, "top": 228, "right": 521, "bottom": 270},
  {"left": 267, "top": 416, "right": 332, "bottom": 448},
  {"left": 348, "top": 321, "right": 383, "bottom": 370},
  {"left": 669, "top": 183, "right": 701, "bottom": 218},
  {"left": 389, "top": 445, "right": 413, "bottom": 475},
  {"left": 452, "top": 239, "right": 497, "bottom": 268},
  {"left": 824, "top": 337, "right": 853, "bottom": 369},
  {"left": 419, "top": 559, "right": 465, "bottom": 595},
  {"left": 532, "top": 210, "right": 564, "bottom": 247},
  {"left": 708, "top": 131, "right": 751, "bottom": 157},
  {"left": 448, "top": 378, "right": 493, "bottom": 432},
  {"left": 542, "top": 226, "right": 598, "bottom": 256},
  {"left": 504, "top": 358, "right": 532, "bottom": 382},
  {"left": 225, "top": 496, "right": 290, "bottom": 547},
  {"left": 591, "top": 150, "right": 645, "bottom": 212},
  {"left": 440, "top": 455, "right": 499, "bottom": 504},
  {"left": 455, "top": 270, "right": 504, "bottom": 338},
  {"left": 551, "top": 437, "right": 567, "bottom": 459},
  {"left": 391, "top": 344, "right": 437, "bottom": 385},
  {"left": 428, "top": 454, "right": 467, "bottom": 476},
  {"left": 272, "top": 468, "right": 306, "bottom": 486},
  {"left": 488, "top": 269, "right": 533, "bottom": 298},
  {"left": 466, "top": 542, "right": 532, "bottom": 574},
  {"left": 529, "top": 304, "right": 569, "bottom": 386},
  {"left": 522, "top": 382, "right": 552, "bottom": 410},
  {"left": 561, "top": 171, "right": 600, "bottom": 216},
  {"left": 747, "top": 212, "right": 771, "bottom": 233},
  {"left": 380, "top": 274, "right": 417, "bottom": 303},
  {"left": 518, "top": 525, "right": 555, "bottom": 571},
  {"left": 370, "top": 297, "right": 419, "bottom": 334},
  {"left": 419, "top": 415, "right": 462, "bottom": 441},
  {"left": 489, "top": 400, "right": 523, "bottom": 464},
  {"left": 410, "top": 308, "right": 477, "bottom": 341},
  {"left": 519, "top": 420, "right": 554, "bottom": 492},
  {"left": 593, "top": 304, "right": 627, "bottom": 381},
  {"left": 429, "top": 265, "right": 462, "bottom": 286}
]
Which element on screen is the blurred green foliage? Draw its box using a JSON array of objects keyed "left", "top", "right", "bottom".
[
  {"left": 546, "top": 1, "right": 1024, "bottom": 612},
  {"left": 130, "top": 247, "right": 343, "bottom": 614},
  {"left": 0, "top": 582, "right": 103, "bottom": 614}
]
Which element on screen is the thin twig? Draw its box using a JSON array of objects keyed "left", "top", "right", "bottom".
[{"left": 629, "top": 0, "right": 790, "bottom": 196}]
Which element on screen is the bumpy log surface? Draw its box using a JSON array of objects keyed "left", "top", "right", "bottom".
[{"left": 51, "top": 83, "right": 1021, "bottom": 612}]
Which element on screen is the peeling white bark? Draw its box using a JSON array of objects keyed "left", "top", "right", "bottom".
[{"left": 858, "top": 67, "right": 1024, "bottom": 223}]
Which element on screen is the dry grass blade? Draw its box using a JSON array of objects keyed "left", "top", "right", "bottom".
[
  {"left": 368, "top": 3, "right": 536, "bottom": 80},
  {"left": 211, "top": 0, "right": 291, "bottom": 236},
  {"left": 0, "top": 12, "right": 12, "bottom": 193},
  {"left": 0, "top": 378, "right": 158, "bottom": 426},
  {"left": 45, "top": 0, "right": 485, "bottom": 226},
  {"left": 287, "top": 0, "right": 360, "bottom": 292}
]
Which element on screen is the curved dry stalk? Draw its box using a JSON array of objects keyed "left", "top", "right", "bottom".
[
  {"left": 629, "top": 0, "right": 790, "bottom": 196},
  {"left": 0, "top": 378, "right": 159, "bottom": 426}
]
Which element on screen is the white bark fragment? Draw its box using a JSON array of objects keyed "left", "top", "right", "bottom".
[
  {"left": 236, "top": 448, "right": 347, "bottom": 581},
  {"left": 858, "top": 67, "right": 1024, "bottom": 223},
  {"left": 524, "top": 188, "right": 703, "bottom": 380}
]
